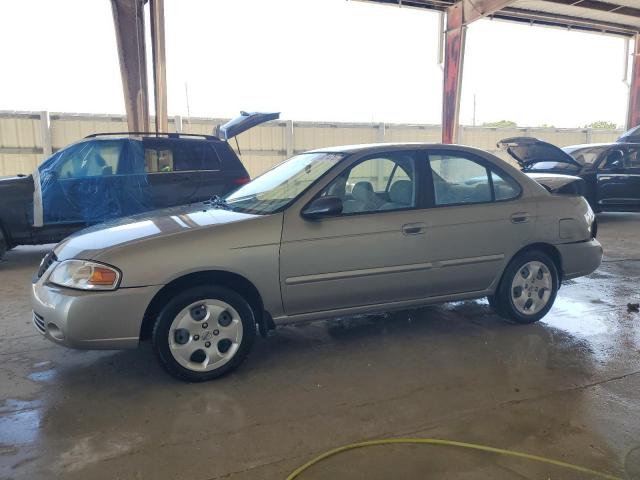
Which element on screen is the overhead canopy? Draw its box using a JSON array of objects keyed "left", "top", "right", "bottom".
[{"left": 358, "top": 0, "right": 640, "bottom": 36}]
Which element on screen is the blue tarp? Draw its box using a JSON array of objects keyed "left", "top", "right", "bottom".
[{"left": 38, "top": 139, "right": 153, "bottom": 225}]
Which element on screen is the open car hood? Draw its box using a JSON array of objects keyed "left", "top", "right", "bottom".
[
  {"left": 216, "top": 111, "right": 280, "bottom": 141},
  {"left": 497, "top": 137, "right": 581, "bottom": 169},
  {"left": 617, "top": 125, "right": 640, "bottom": 143}
]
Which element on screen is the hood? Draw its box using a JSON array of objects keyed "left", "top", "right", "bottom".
[
  {"left": 617, "top": 125, "right": 640, "bottom": 143},
  {"left": 216, "top": 111, "right": 280, "bottom": 141},
  {"left": 525, "top": 173, "right": 586, "bottom": 196},
  {"left": 498, "top": 137, "right": 581, "bottom": 168},
  {"left": 53, "top": 203, "right": 259, "bottom": 261},
  {"left": 0, "top": 174, "right": 32, "bottom": 186}
]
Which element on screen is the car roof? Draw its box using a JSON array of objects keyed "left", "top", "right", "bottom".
[
  {"left": 564, "top": 142, "right": 640, "bottom": 151},
  {"left": 308, "top": 142, "right": 488, "bottom": 155}
]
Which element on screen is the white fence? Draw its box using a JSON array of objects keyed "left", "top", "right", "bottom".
[{"left": 0, "top": 111, "right": 624, "bottom": 177}]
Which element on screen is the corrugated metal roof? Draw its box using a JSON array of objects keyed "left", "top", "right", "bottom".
[{"left": 357, "top": 0, "right": 640, "bottom": 36}]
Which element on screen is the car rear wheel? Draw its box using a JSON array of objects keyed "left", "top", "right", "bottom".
[
  {"left": 490, "top": 250, "right": 559, "bottom": 324},
  {"left": 152, "top": 285, "right": 256, "bottom": 382}
]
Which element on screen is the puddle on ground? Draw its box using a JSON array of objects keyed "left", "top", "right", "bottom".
[
  {"left": 0, "top": 399, "right": 41, "bottom": 445},
  {"left": 27, "top": 369, "right": 57, "bottom": 382}
]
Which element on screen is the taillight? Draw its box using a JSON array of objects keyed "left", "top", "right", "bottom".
[{"left": 233, "top": 177, "right": 250, "bottom": 185}]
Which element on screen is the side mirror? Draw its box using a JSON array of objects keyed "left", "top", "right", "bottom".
[{"left": 301, "top": 196, "right": 343, "bottom": 219}]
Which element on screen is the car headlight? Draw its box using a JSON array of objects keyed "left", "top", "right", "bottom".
[{"left": 48, "top": 260, "right": 121, "bottom": 291}]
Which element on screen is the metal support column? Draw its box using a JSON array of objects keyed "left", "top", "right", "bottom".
[
  {"left": 441, "top": 0, "right": 516, "bottom": 144},
  {"left": 150, "top": 0, "right": 168, "bottom": 133},
  {"left": 111, "top": 0, "right": 149, "bottom": 132},
  {"left": 442, "top": 3, "right": 465, "bottom": 144},
  {"left": 39, "top": 111, "right": 52, "bottom": 158},
  {"left": 627, "top": 33, "right": 640, "bottom": 130}
]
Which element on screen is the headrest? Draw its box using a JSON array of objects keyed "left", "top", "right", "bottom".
[
  {"left": 389, "top": 180, "right": 412, "bottom": 204},
  {"left": 352, "top": 181, "right": 374, "bottom": 201}
]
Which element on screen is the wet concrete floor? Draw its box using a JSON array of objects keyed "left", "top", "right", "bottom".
[{"left": 0, "top": 213, "right": 639, "bottom": 479}]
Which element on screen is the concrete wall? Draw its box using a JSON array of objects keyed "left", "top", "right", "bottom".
[{"left": 0, "top": 111, "right": 624, "bottom": 178}]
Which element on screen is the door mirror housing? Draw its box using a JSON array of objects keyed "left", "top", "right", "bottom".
[{"left": 302, "top": 196, "right": 343, "bottom": 219}]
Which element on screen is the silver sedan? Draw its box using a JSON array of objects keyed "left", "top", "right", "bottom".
[{"left": 31, "top": 143, "right": 602, "bottom": 381}]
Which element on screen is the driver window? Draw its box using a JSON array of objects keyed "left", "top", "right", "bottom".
[
  {"left": 626, "top": 147, "right": 640, "bottom": 168},
  {"left": 320, "top": 153, "right": 416, "bottom": 214},
  {"left": 600, "top": 149, "right": 625, "bottom": 171},
  {"left": 56, "top": 141, "right": 123, "bottom": 178}
]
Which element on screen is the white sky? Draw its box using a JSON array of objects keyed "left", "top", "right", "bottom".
[{"left": 0, "top": 0, "right": 633, "bottom": 127}]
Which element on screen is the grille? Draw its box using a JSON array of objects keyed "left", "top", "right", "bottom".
[
  {"left": 37, "top": 251, "right": 57, "bottom": 279},
  {"left": 33, "top": 311, "right": 45, "bottom": 334}
]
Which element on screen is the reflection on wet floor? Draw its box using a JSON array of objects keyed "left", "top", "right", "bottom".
[{"left": 0, "top": 400, "right": 41, "bottom": 446}]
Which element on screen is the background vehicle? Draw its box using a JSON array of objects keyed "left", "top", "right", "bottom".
[
  {"left": 32, "top": 143, "right": 601, "bottom": 381},
  {"left": 498, "top": 133, "right": 640, "bottom": 212},
  {"left": 0, "top": 112, "right": 278, "bottom": 259}
]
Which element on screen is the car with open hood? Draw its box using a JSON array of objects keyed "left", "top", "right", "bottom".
[
  {"left": 0, "top": 112, "right": 279, "bottom": 260},
  {"left": 498, "top": 129, "right": 640, "bottom": 212},
  {"left": 31, "top": 142, "right": 602, "bottom": 381}
]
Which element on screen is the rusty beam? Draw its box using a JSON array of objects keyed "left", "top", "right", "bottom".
[
  {"left": 150, "top": 0, "right": 168, "bottom": 133},
  {"left": 111, "top": 0, "right": 150, "bottom": 132},
  {"left": 442, "top": 0, "right": 515, "bottom": 143},
  {"left": 442, "top": 5, "right": 465, "bottom": 144},
  {"left": 628, "top": 34, "right": 640, "bottom": 130}
]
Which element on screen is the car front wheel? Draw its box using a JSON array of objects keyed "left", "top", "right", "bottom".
[
  {"left": 152, "top": 285, "right": 256, "bottom": 382},
  {"left": 490, "top": 250, "right": 559, "bottom": 324}
]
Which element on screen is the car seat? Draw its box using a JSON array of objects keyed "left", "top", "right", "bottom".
[
  {"left": 381, "top": 180, "right": 413, "bottom": 210},
  {"left": 343, "top": 181, "right": 379, "bottom": 213}
]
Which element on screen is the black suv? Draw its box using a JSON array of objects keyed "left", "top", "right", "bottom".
[{"left": 0, "top": 112, "right": 278, "bottom": 259}]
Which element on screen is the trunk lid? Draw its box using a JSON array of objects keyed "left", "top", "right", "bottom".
[
  {"left": 498, "top": 137, "right": 582, "bottom": 169},
  {"left": 216, "top": 111, "right": 280, "bottom": 141},
  {"left": 525, "top": 172, "right": 586, "bottom": 196}
]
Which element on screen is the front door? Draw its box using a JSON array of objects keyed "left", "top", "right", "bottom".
[
  {"left": 280, "top": 150, "right": 431, "bottom": 316},
  {"left": 41, "top": 139, "right": 131, "bottom": 227},
  {"left": 597, "top": 146, "right": 640, "bottom": 211}
]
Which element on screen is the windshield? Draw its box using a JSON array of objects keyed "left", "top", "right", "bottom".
[
  {"left": 562, "top": 146, "right": 608, "bottom": 167},
  {"left": 525, "top": 145, "right": 608, "bottom": 171},
  {"left": 225, "top": 152, "right": 345, "bottom": 214}
]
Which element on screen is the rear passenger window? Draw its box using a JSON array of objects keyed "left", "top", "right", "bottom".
[
  {"left": 141, "top": 140, "right": 221, "bottom": 173},
  {"left": 430, "top": 154, "right": 491, "bottom": 205},
  {"left": 491, "top": 171, "right": 521, "bottom": 200}
]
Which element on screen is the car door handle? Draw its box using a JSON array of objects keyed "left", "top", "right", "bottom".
[
  {"left": 402, "top": 223, "right": 426, "bottom": 235},
  {"left": 510, "top": 212, "right": 530, "bottom": 224}
]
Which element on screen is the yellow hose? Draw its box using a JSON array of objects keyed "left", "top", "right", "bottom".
[{"left": 286, "top": 438, "right": 622, "bottom": 480}]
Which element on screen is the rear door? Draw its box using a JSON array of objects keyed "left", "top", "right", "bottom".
[
  {"left": 139, "top": 138, "right": 204, "bottom": 208},
  {"left": 419, "top": 149, "right": 536, "bottom": 295},
  {"left": 597, "top": 145, "right": 640, "bottom": 211}
]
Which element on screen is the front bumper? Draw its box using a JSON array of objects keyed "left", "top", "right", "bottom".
[
  {"left": 556, "top": 238, "right": 603, "bottom": 281},
  {"left": 31, "top": 277, "right": 161, "bottom": 350}
]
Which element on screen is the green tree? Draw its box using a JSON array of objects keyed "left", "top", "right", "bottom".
[
  {"left": 482, "top": 120, "right": 517, "bottom": 128},
  {"left": 584, "top": 120, "right": 618, "bottom": 129}
]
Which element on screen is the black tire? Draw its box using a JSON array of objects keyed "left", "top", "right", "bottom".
[
  {"left": 487, "top": 294, "right": 504, "bottom": 316},
  {"left": 152, "top": 285, "right": 256, "bottom": 382},
  {"left": 493, "top": 250, "right": 559, "bottom": 324}
]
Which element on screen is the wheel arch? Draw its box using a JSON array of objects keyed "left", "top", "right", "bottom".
[
  {"left": 507, "top": 242, "right": 563, "bottom": 283},
  {"left": 140, "top": 270, "right": 268, "bottom": 341}
]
